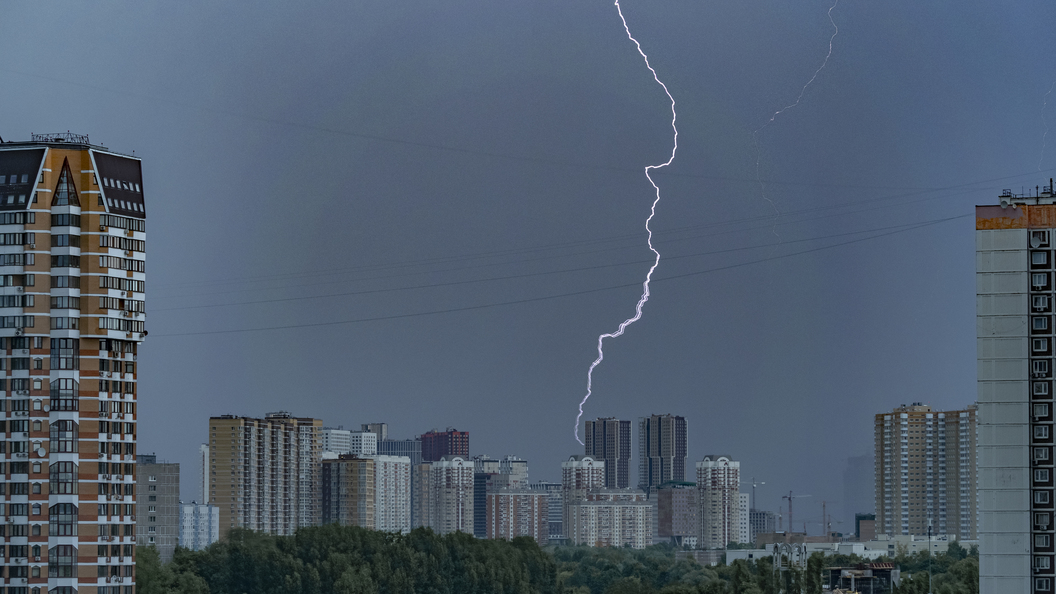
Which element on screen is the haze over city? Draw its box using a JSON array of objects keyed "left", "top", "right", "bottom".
[{"left": 4, "top": 0, "right": 1055, "bottom": 539}]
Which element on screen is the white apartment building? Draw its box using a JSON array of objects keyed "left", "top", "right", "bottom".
[
  {"left": 562, "top": 455, "right": 606, "bottom": 535},
  {"left": 977, "top": 191, "right": 1056, "bottom": 593},
  {"left": 321, "top": 427, "right": 352, "bottom": 455},
  {"left": 350, "top": 431, "right": 378, "bottom": 456},
  {"left": 370, "top": 455, "right": 411, "bottom": 533},
  {"left": 179, "top": 502, "right": 220, "bottom": 551},
  {"left": 697, "top": 455, "right": 742, "bottom": 549},
  {"left": 566, "top": 499, "right": 653, "bottom": 549},
  {"left": 738, "top": 492, "right": 751, "bottom": 545},
  {"left": 414, "top": 455, "right": 474, "bottom": 535}
]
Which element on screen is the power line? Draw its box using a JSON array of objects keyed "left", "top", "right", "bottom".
[
  {"left": 151, "top": 213, "right": 970, "bottom": 337},
  {"left": 151, "top": 218, "right": 945, "bottom": 312}
]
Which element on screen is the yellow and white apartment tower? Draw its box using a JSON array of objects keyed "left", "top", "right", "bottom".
[
  {"left": 0, "top": 133, "right": 147, "bottom": 594},
  {"left": 977, "top": 185, "right": 1056, "bottom": 594}
]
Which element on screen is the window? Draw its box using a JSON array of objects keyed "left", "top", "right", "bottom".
[
  {"left": 50, "top": 275, "right": 80, "bottom": 289},
  {"left": 1034, "top": 273, "right": 1049, "bottom": 288},
  {"left": 1036, "top": 360, "right": 1051, "bottom": 376},
  {"left": 50, "top": 234, "right": 80, "bottom": 248},
  {"left": 1037, "top": 490, "right": 1051, "bottom": 504},
  {"left": 1034, "top": 252, "right": 1049, "bottom": 265},
  {"left": 1037, "top": 426, "right": 1051, "bottom": 439},
  {"left": 1038, "top": 448, "right": 1051, "bottom": 461},
  {"left": 50, "top": 317, "right": 79, "bottom": 330},
  {"left": 1038, "top": 556, "right": 1052, "bottom": 570},
  {"left": 1037, "top": 382, "right": 1051, "bottom": 396},
  {"left": 48, "top": 504, "right": 77, "bottom": 536},
  {"left": 47, "top": 545, "right": 75, "bottom": 577},
  {"left": 1038, "top": 404, "right": 1051, "bottom": 418},
  {"left": 1039, "top": 534, "right": 1052, "bottom": 548},
  {"left": 1036, "top": 295, "right": 1052, "bottom": 311},
  {"left": 1036, "top": 230, "right": 1052, "bottom": 247},
  {"left": 49, "top": 461, "right": 77, "bottom": 494},
  {"left": 1036, "top": 338, "right": 1050, "bottom": 352},
  {"left": 50, "top": 338, "right": 78, "bottom": 370},
  {"left": 1038, "top": 469, "right": 1051, "bottom": 483},
  {"left": 1037, "top": 512, "right": 1051, "bottom": 527}
]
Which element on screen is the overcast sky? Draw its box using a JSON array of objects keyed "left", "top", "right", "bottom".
[{"left": 4, "top": 0, "right": 1055, "bottom": 533}]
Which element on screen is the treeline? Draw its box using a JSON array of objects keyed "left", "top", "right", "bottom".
[{"left": 137, "top": 526, "right": 979, "bottom": 594}]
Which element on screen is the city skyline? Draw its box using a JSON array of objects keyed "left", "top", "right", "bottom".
[{"left": 3, "top": 0, "right": 1052, "bottom": 550}]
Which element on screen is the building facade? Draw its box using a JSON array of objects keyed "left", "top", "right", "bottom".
[
  {"left": 485, "top": 489, "right": 549, "bottom": 545},
  {"left": 977, "top": 194, "right": 1056, "bottom": 593},
  {"left": 379, "top": 438, "right": 421, "bottom": 467},
  {"left": 566, "top": 498, "right": 653, "bottom": 549},
  {"left": 370, "top": 454, "right": 411, "bottom": 533},
  {"left": 584, "top": 417, "right": 631, "bottom": 488},
  {"left": 206, "top": 412, "right": 322, "bottom": 538},
  {"left": 320, "top": 427, "right": 352, "bottom": 455},
  {"left": 874, "top": 403, "right": 977, "bottom": 540},
  {"left": 657, "top": 483, "right": 699, "bottom": 546},
  {"left": 135, "top": 455, "right": 179, "bottom": 563},
  {"left": 420, "top": 428, "right": 469, "bottom": 462},
  {"left": 561, "top": 455, "right": 606, "bottom": 538},
  {"left": 749, "top": 510, "right": 777, "bottom": 545},
  {"left": 414, "top": 455, "right": 474, "bottom": 535},
  {"left": 0, "top": 134, "right": 147, "bottom": 593},
  {"left": 639, "top": 414, "right": 688, "bottom": 491},
  {"left": 697, "top": 455, "right": 742, "bottom": 549},
  {"left": 529, "top": 481, "right": 563, "bottom": 542},
  {"left": 178, "top": 502, "right": 219, "bottom": 551},
  {"left": 321, "top": 455, "right": 375, "bottom": 528}
]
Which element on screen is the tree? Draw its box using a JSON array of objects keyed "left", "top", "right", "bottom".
[
  {"left": 135, "top": 545, "right": 173, "bottom": 594},
  {"left": 804, "top": 553, "right": 824, "bottom": 594}
]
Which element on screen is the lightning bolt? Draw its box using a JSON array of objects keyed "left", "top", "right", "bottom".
[
  {"left": 753, "top": 0, "right": 840, "bottom": 231},
  {"left": 574, "top": 0, "right": 678, "bottom": 445}
]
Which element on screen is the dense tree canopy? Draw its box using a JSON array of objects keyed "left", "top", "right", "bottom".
[{"left": 136, "top": 528, "right": 980, "bottom": 594}]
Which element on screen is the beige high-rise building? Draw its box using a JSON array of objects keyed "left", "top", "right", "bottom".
[
  {"left": 486, "top": 489, "right": 549, "bottom": 544},
  {"left": 561, "top": 454, "right": 605, "bottom": 537},
  {"left": 207, "top": 412, "right": 323, "bottom": 539},
  {"left": 321, "top": 455, "right": 375, "bottom": 529},
  {"left": 412, "top": 455, "right": 474, "bottom": 535},
  {"left": 696, "top": 455, "right": 742, "bottom": 549},
  {"left": 874, "top": 403, "right": 977, "bottom": 539},
  {"left": 0, "top": 134, "right": 147, "bottom": 593}
]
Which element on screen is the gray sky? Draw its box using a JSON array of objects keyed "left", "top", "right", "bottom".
[{"left": 4, "top": 0, "right": 1055, "bottom": 533}]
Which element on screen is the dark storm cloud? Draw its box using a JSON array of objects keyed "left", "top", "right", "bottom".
[{"left": 3, "top": 0, "right": 1055, "bottom": 529}]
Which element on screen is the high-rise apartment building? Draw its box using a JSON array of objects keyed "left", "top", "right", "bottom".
[
  {"left": 584, "top": 417, "right": 631, "bottom": 488},
  {"left": 749, "top": 510, "right": 776, "bottom": 544},
  {"left": 566, "top": 495, "right": 652, "bottom": 549},
  {"left": 349, "top": 431, "right": 377, "bottom": 456},
  {"left": 370, "top": 454, "right": 411, "bottom": 534},
  {"left": 199, "top": 443, "right": 210, "bottom": 503},
  {"left": 362, "top": 422, "right": 388, "bottom": 441},
  {"left": 413, "top": 455, "right": 474, "bottom": 535},
  {"left": 206, "top": 413, "right": 323, "bottom": 538},
  {"left": 639, "top": 414, "right": 688, "bottom": 491},
  {"left": 873, "top": 403, "right": 977, "bottom": 539},
  {"left": 0, "top": 134, "right": 147, "bottom": 593},
  {"left": 135, "top": 455, "right": 179, "bottom": 562},
  {"left": 321, "top": 455, "right": 375, "bottom": 528},
  {"left": 657, "top": 483, "right": 698, "bottom": 546},
  {"left": 379, "top": 438, "right": 421, "bottom": 467},
  {"left": 485, "top": 489, "right": 549, "bottom": 545},
  {"left": 529, "top": 481, "right": 564, "bottom": 541},
  {"left": 178, "top": 502, "right": 219, "bottom": 551},
  {"left": 420, "top": 428, "right": 469, "bottom": 462},
  {"left": 976, "top": 192, "right": 1056, "bottom": 593},
  {"left": 696, "top": 455, "right": 741, "bottom": 549},
  {"left": 561, "top": 454, "right": 605, "bottom": 540}
]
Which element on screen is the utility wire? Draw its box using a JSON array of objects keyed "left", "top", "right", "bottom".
[{"left": 151, "top": 213, "right": 970, "bottom": 337}]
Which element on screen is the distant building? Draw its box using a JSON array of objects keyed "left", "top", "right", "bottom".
[
  {"left": 321, "top": 427, "right": 352, "bottom": 455},
  {"left": 415, "top": 455, "right": 474, "bottom": 535},
  {"left": 874, "top": 403, "right": 977, "bottom": 538},
  {"left": 371, "top": 455, "right": 412, "bottom": 534},
  {"left": 697, "top": 455, "right": 741, "bottom": 549},
  {"left": 856, "top": 513, "right": 877, "bottom": 542},
  {"left": 379, "top": 438, "right": 422, "bottom": 467},
  {"left": 566, "top": 497, "right": 653, "bottom": 549},
  {"left": 639, "top": 414, "right": 688, "bottom": 491},
  {"left": 584, "top": 417, "right": 632, "bottom": 488},
  {"left": 362, "top": 422, "right": 388, "bottom": 441},
  {"left": 420, "top": 428, "right": 469, "bottom": 462},
  {"left": 349, "top": 431, "right": 378, "bottom": 456},
  {"left": 749, "top": 510, "right": 777, "bottom": 545},
  {"left": 200, "top": 443, "right": 210, "bottom": 503},
  {"left": 136, "top": 455, "right": 180, "bottom": 562},
  {"left": 473, "top": 455, "right": 530, "bottom": 538},
  {"left": 322, "top": 455, "right": 375, "bottom": 528},
  {"left": 561, "top": 455, "right": 606, "bottom": 537},
  {"left": 529, "top": 481, "right": 564, "bottom": 541},
  {"left": 207, "top": 413, "right": 323, "bottom": 538},
  {"left": 179, "top": 502, "right": 220, "bottom": 551},
  {"left": 486, "top": 489, "right": 549, "bottom": 545},
  {"left": 737, "top": 492, "right": 751, "bottom": 545},
  {"left": 843, "top": 454, "right": 874, "bottom": 533},
  {"left": 657, "top": 483, "right": 698, "bottom": 546}
]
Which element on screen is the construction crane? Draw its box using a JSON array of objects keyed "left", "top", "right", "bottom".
[
  {"left": 750, "top": 477, "right": 765, "bottom": 511},
  {"left": 781, "top": 491, "right": 811, "bottom": 533}
]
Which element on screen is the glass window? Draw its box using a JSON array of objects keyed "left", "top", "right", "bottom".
[
  {"left": 1036, "top": 339, "right": 1050, "bottom": 352},
  {"left": 1038, "top": 404, "right": 1051, "bottom": 418},
  {"left": 1035, "top": 360, "right": 1050, "bottom": 375},
  {"left": 1038, "top": 469, "right": 1051, "bottom": 483},
  {"left": 1034, "top": 252, "right": 1049, "bottom": 265},
  {"left": 1036, "top": 426, "right": 1051, "bottom": 439},
  {"left": 1036, "top": 490, "right": 1051, "bottom": 504},
  {"left": 1037, "top": 317, "right": 1051, "bottom": 331},
  {"left": 1035, "top": 273, "right": 1049, "bottom": 288},
  {"left": 1036, "top": 382, "right": 1051, "bottom": 396}
]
